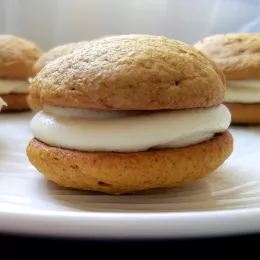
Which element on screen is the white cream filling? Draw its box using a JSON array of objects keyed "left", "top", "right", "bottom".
[
  {"left": 30, "top": 104, "right": 231, "bottom": 153},
  {"left": 225, "top": 80, "right": 260, "bottom": 103},
  {"left": 0, "top": 79, "right": 29, "bottom": 94},
  {"left": 0, "top": 97, "right": 7, "bottom": 111}
]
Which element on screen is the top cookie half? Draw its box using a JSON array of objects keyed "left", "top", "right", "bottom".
[
  {"left": 0, "top": 35, "right": 43, "bottom": 80},
  {"left": 33, "top": 41, "right": 88, "bottom": 74},
  {"left": 30, "top": 35, "right": 225, "bottom": 110},
  {"left": 194, "top": 33, "right": 260, "bottom": 80}
]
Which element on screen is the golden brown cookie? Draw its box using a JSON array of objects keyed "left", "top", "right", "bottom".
[
  {"left": 33, "top": 41, "right": 88, "bottom": 74},
  {"left": 26, "top": 131, "right": 233, "bottom": 194},
  {"left": 225, "top": 103, "right": 260, "bottom": 124},
  {"left": 194, "top": 33, "right": 260, "bottom": 80},
  {"left": 0, "top": 35, "right": 43, "bottom": 80},
  {"left": 30, "top": 34, "right": 226, "bottom": 110},
  {"left": 1, "top": 94, "right": 30, "bottom": 111}
]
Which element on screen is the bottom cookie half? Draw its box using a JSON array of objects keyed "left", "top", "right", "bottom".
[
  {"left": 26, "top": 131, "right": 233, "bottom": 194},
  {"left": 225, "top": 103, "right": 260, "bottom": 124},
  {"left": 1, "top": 94, "right": 30, "bottom": 111}
]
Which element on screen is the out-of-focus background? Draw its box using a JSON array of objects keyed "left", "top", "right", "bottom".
[{"left": 0, "top": 0, "right": 259, "bottom": 50}]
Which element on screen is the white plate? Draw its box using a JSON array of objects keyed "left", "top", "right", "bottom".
[{"left": 0, "top": 112, "right": 260, "bottom": 239}]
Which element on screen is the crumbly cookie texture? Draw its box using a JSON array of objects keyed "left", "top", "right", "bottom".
[
  {"left": 194, "top": 33, "right": 260, "bottom": 80},
  {"left": 26, "top": 131, "right": 233, "bottom": 195},
  {"left": 0, "top": 35, "right": 43, "bottom": 79},
  {"left": 34, "top": 41, "right": 88, "bottom": 74},
  {"left": 1, "top": 94, "right": 30, "bottom": 111},
  {"left": 225, "top": 103, "right": 260, "bottom": 124},
  {"left": 30, "top": 34, "right": 226, "bottom": 110}
]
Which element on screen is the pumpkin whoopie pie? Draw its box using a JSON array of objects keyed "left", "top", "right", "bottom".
[
  {"left": 0, "top": 35, "right": 43, "bottom": 111},
  {"left": 26, "top": 35, "right": 233, "bottom": 194},
  {"left": 194, "top": 33, "right": 260, "bottom": 124}
]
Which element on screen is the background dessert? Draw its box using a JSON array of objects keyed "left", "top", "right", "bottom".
[
  {"left": 0, "top": 35, "right": 43, "bottom": 112},
  {"left": 194, "top": 33, "right": 260, "bottom": 124}
]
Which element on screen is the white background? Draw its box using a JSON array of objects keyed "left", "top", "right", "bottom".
[{"left": 0, "top": 0, "right": 260, "bottom": 51}]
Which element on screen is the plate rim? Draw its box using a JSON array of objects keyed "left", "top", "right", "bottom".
[{"left": 0, "top": 207, "right": 259, "bottom": 239}]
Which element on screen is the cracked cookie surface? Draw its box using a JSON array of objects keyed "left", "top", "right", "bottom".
[
  {"left": 30, "top": 34, "right": 225, "bottom": 110},
  {"left": 194, "top": 33, "right": 260, "bottom": 80}
]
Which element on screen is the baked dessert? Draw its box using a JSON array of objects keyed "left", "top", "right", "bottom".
[
  {"left": 194, "top": 33, "right": 260, "bottom": 124},
  {"left": 26, "top": 35, "right": 233, "bottom": 194},
  {"left": 28, "top": 41, "right": 88, "bottom": 111},
  {"left": 0, "top": 35, "right": 43, "bottom": 111}
]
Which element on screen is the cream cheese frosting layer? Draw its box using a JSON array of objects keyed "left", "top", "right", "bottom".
[
  {"left": 30, "top": 104, "right": 231, "bottom": 152},
  {"left": 0, "top": 79, "right": 29, "bottom": 94},
  {"left": 225, "top": 80, "right": 260, "bottom": 103},
  {"left": 0, "top": 97, "right": 7, "bottom": 111}
]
